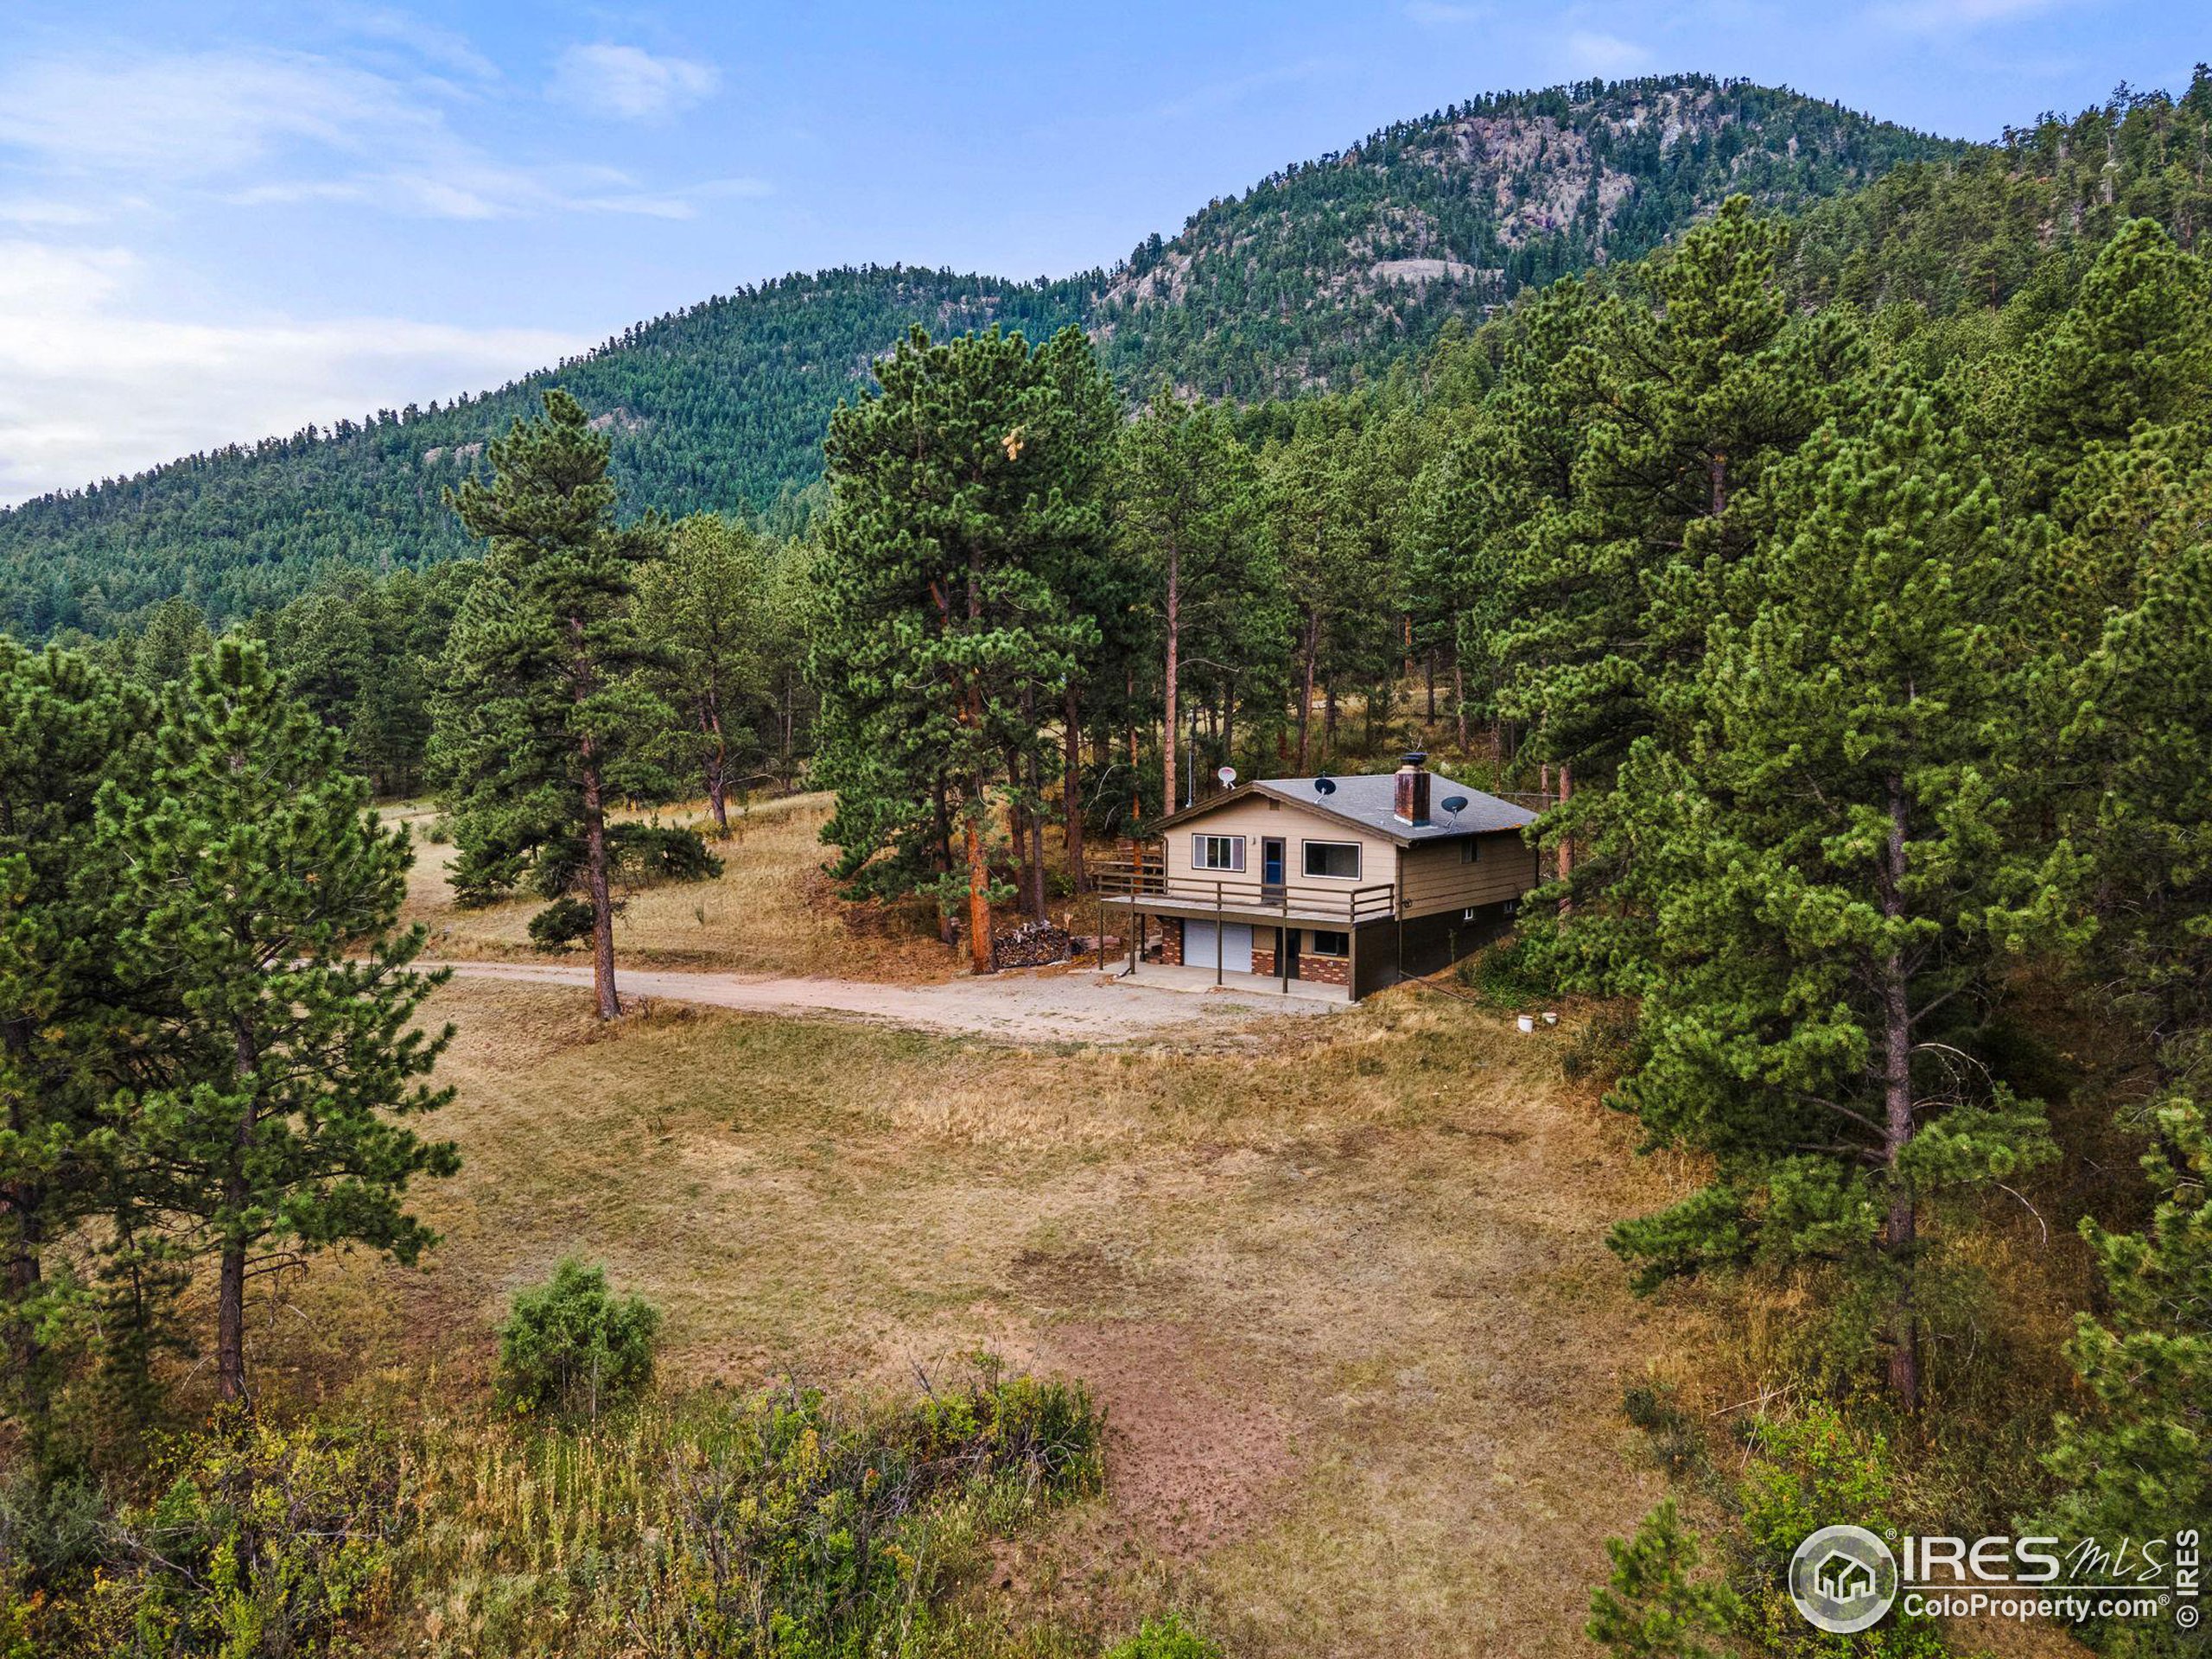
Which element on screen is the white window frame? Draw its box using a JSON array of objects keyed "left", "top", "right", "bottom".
[
  {"left": 1192, "top": 832, "right": 1245, "bottom": 874},
  {"left": 1302, "top": 839, "right": 1362, "bottom": 880}
]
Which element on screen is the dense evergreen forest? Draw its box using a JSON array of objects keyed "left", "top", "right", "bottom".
[
  {"left": 6, "top": 65, "right": 2212, "bottom": 1659},
  {"left": 0, "top": 74, "right": 1951, "bottom": 636}
]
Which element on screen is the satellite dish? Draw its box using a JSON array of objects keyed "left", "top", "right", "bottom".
[
  {"left": 1313, "top": 776, "right": 1338, "bottom": 797},
  {"left": 1440, "top": 794, "right": 1470, "bottom": 816},
  {"left": 1217, "top": 766, "right": 1237, "bottom": 787}
]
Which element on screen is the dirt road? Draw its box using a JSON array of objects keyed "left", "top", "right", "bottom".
[{"left": 429, "top": 959, "right": 1341, "bottom": 1043}]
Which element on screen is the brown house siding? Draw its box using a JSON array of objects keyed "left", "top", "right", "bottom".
[{"left": 1396, "top": 831, "right": 1540, "bottom": 917}]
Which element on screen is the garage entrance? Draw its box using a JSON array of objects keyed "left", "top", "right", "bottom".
[{"left": 1183, "top": 920, "right": 1253, "bottom": 974}]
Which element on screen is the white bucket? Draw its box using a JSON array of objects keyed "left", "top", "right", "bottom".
[{"left": 1516, "top": 1014, "right": 1535, "bottom": 1033}]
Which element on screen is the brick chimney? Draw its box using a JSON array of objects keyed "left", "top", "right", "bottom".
[{"left": 1393, "top": 751, "right": 1431, "bottom": 826}]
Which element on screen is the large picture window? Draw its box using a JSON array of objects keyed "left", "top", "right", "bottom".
[
  {"left": 1302, "top": 840, "right": 1361, "bottom": 880},
  {"left": 1192, "top": 833, "right": 1245, "bottom": 873}
]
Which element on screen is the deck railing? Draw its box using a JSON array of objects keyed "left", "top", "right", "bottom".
[{"left": 1086, "top": 858, "right": 1398, "bottom": 925}]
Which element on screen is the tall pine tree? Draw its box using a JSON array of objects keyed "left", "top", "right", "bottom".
[
  {"left": 433, "top": 390, "right": 671, "bottom": 1018},
  {"left": 810, "top": 327, "right": 1111, "bottom": 970},
  {"left": 1606, "top": 390, "right": 2064, "bottom": 1409},
  {"left": 101, "top": 641, "right": 455, "bottom": 1405}
]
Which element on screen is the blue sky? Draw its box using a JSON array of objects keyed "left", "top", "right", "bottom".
[{"left": 0, "top": 1, "right": 2202, "bottom": 503}]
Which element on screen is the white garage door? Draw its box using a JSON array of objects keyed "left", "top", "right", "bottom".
[{"left": 1185, "top": 921, "right": 1253, "bottom": 973}]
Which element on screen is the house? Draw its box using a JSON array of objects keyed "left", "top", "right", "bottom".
[{"left": 1094, "top": 753, "right": 1539, "bottom": 1000}]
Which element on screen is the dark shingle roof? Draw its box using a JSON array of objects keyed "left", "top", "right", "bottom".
[{"left": 1159, "top": 771, "right": 1538, "bottom": 844}]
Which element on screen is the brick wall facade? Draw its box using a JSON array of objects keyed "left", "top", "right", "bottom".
[
  {"left": 1158, "top": 918, "right": 1183, "bottom": 964},
  {"left": 1298, "top": 950, "right": 1351, "bottom": 986}
]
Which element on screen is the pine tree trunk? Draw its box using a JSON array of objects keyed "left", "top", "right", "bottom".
[
  {"left": 1163, "top": 544, "right": 1179, "bottom": 815},
  {"left": 1454, "top": 655, "right": 1468, "bottom": 751},
  {"left": 581, "top": 760, "right": 620, "bottom": 1020},
  {"left": 704, "top": 700, "right": 730, "bottom": 833},
  {"left": 964, "top": 797, "right": 994, "bottom": 976},
  {"left": 569, "top": 614, "right": 620, "bottom": 1019},
  {"left": 217, "top": 1022, "right": 259, "bottom": 1406},
  {"left": 1028, "top": 757, "right": 1048, "bottom": 920},
  {"left": 3, "top": 1173, "right": 43, "bottom": 1419},
  {"left": 1064, "top": 690, "right": 1086, "bottom": 893},
  {"left": 1557, "top": 764, "right": 1574, "bottom": 915},
  {"left": 1881, "top": 772, "right": 1919, "bottom": 1413},
  {"left": 216, "top": 1236, "right": 248, "bottom": 1406},
  {"left": 1294, "top": 612, "right": 1319, "bottom": 773},
  {"left": 931, "top": 772, "right": 956, "bottom": 945}
]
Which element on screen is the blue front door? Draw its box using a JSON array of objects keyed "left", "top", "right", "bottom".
[{"left": 1262, "top": 837, "right": 1286, "bottom": 891}]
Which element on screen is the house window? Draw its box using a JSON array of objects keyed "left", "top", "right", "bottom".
[
  {"left": 1307, "top": 930, "right": 1350, "bottom": 958},
  {"left": 1303, "top": 840, "right": 1361, "bottom": 880},
  {"left": 1460, "top": 838, "right": 1480, "bottom": 863},
  {"left": 1192, "top": 833, "right": 1245, "bottom": 873}
]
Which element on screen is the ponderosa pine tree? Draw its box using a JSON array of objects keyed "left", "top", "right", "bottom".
[
  {"left": 810, "top": 327, "right": 1109, "bottom": 972},
  {"left": 434, "top": 390, "right": 671, "bottom": 1018},
  {"left": 1606, "top": 390, "right": 2065, "bottom": 1410},
  {"left": 639, "top": 515, "right": 773, "bottom": 834},
  {"left": 0, "top": 645, "right": 154, "bottom": 1435},
  {"left": 1113, "top": 385, "right": 1266, "bottom": 811},
  {"left": 1492, "top": 200, "right": 1862, "bottom": 988},
  {"left": 100, "top": 641, "right": 455, "bottom": 1405},
  {"left": 2044, "top": 1096, "right": 2211, "bottom": 1549}
]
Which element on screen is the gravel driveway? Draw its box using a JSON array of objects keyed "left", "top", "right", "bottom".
[{"left": 429, "top": 960, "right": 1342, "bottom": 1043}]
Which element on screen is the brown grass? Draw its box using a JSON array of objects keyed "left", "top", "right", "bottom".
[
  {"left": 389, "top": 792, "right": 959, "bottom": 980},
  {"left": 257, "top": 980, "right": 1700, "bottom": 1657}
]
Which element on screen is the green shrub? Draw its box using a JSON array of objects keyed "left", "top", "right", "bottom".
[
  {"left": 73, "top": 1414, "right": 402, "bottom": 1658},
  {"left": 1561, "top": 1003, "right": 1641, "bottom": 1084},
  {"left": 495, "top": 1259, "right": 663, "bottom": 1418},
  {"left": 1735, "top": 1403, "right": 1947, "bottom": 1658},
  {"left": 1105, "top": 1613, "right": 1225, "bottom": 1659},
  {"left": 1586, "top": 1498, "right": 1739, "bottom": 1659},
  {"left": 1622, "top": 1382, "right": 1700, "bottom": 1474},
  {"left": 526, "top": 893, "right": 598, "bottom": 951},
  {"left": 613, "top": 822, "right": 723, "bottom": 884},
  {"left": 1457, "top": 935, "right": 1548, "bottom": 1009}
]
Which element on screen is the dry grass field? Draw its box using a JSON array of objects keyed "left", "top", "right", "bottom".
[
  {"left": 268, "top": 978, "right": 1700, "bottom": 1656},
  {"left": 390, "top": 791, "right": 962, "bottom": 979}
]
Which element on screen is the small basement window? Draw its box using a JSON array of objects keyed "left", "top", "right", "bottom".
[
  {"left": 1192, "top": 833, "right": 1245, "bottom": 873},
  {"left": 1303, "top": 840, "right": 1361, "bottom": 880},
  {"left": 1307, "top": 930, "right": 1351, "bottom": 958}
]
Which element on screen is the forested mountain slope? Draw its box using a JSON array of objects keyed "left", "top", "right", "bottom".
[
  {"left": 0, "top": 73, "right": 1952, "bottom": 636},
  {"left": 1093, "top": 75, "right": 1959, "bottom": 395}
]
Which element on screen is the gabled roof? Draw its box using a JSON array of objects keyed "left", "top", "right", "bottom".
[{"left": 1154, "top": 771, "right": 1538, "bottom": 847}]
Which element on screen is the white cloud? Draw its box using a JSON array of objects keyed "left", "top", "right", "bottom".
[
  {"left": 549, "top": 44, "right": 720, "bottom": 121},
  {"left": 340, "top": 8, "right": 499, "bottom": 80},
  {"left": 0, "top": 48, "right": 758, "bottom": 221},
  {"left": 0, "top": 51, "right": 424, "bottom": 179},
  {"left": 1562, "top": 29, "right": 1654, "bottom": 75},
  {"left": 0, "top": 239, "right": 582, "bottom": 503},
  {"left": 1866, "top": 0, "right": 2068, "bottom": 29}
]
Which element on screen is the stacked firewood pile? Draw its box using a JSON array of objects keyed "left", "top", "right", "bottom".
[{"left": 992, "top": 918, "right": 1073, "bottom": 970}]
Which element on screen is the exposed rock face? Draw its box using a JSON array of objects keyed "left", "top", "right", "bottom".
[{"left": 1090, "top": 74, "right": 1958, "bottom": 396}]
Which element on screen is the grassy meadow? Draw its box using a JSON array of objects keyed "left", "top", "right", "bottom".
[
  {"left": 391, "top": 791, "right": 963, "bottom": 978},
  {"left": 232, "top": 973, "right": 1700, "bottom": 1656}
]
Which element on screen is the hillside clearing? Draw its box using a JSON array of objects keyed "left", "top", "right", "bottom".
[{"left": 276, "top": 978, "right": 1695, "bottom": 1656}]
